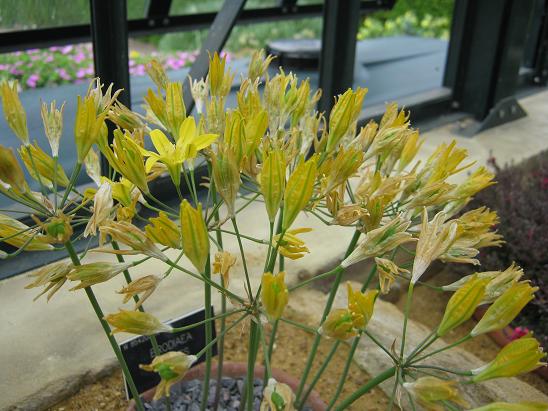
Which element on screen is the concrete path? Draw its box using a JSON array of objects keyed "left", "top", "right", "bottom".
[{"left": 1, "top": 89, "right": 547, "bottom": 410}]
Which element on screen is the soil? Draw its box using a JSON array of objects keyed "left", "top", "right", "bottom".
[{"left": 48, "top": 309, "right": 389, "bottom": 411}]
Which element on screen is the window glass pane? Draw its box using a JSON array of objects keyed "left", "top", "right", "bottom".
[{"left": 0, "top": 0, "right": 90, "bottom": 30}]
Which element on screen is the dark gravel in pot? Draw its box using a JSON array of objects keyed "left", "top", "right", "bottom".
[{"left": 143, "top": 377, "right": 313, "bottom": 411}]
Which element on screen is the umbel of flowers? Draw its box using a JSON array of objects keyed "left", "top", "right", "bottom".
[{"left": 0, "top": 51, "right": 546, "bottom": 411}]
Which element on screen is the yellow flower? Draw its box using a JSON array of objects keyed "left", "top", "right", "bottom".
[
  {"left": 25, "top": 260, "right": 73, "bottom": 301},
  {"left": 471, "top": 281, "right": 537, "bottom": 336},
  {"left": 140, "top": 351, "right": 196, "bottom": 400},
  {"left": 374, "top": 257, "right": 409, "bottom": 294},
  {"left": 260, "top": 149, "right": 286, "bottom": 222},
  {"left": 0, "top": 80, "right": 29, "bottom": 145},
  {"left": 117, "top": 275, "right": 161, "bottom": 310},
  {"left": 442, "top": 263, "right": 524, "bottom": 304},
  {"left": 145, "top": 211, "right": 181, "bottom": 249},
  {"left": 411, "top": 209, "right": 457, "bottom": 284},
  {"left": 260, "top": 378, "right": 295, "bottom": 411},
  {"left": 403, "top": 377, "right": 468, "bottom": 411},
  {"left": 472, "top": 335, "right": 546, "bottom": 382},
  {"left": 144, "top": 81, "right": 186, "bottom": 138},
  {"left": 397, "top": 130, "right": 422, "bottom": 171},
  {"left": 84, "top": 148, "right": 102, "bottom": 186},
  {"left": 0, "top": 213, "right": 53, "bottom": 251},
  {"left": 105, "top": 309, "right": 172, "bottom": 335},
  {"left": 274, "top": 228, "right": 312, "bottom": 260},
  {"left": 74, "top": 95, "right": 107, "bottom": 163},
  {"left": 453, "top": 166, "right": 495, "bottom": 200},
  {"left": 107, "top": 129, "right": 149, "bottom": 194},
  {"left": 326, "top": 88, "right": 368, "bottom": 152},
  {"left": 212, "top": 251, "right": 236, "bottom": 287},
  {"left": 179, "top": 200, "right": 209, "bottom": 273},
  {"left": 40, "top": 100, "right": 65, "bottom": 157},
  {"left": 19, "top": 142, "right": 70, "bottom": 188},
  {"left": 347, "top": 282, "right": 378, "bottom": 329},
  {"left": 437, "top": 275, "right": 490, "bottom": 337},
  {"left": 145, "top": 59, "right": 168, "bottom": 90},
  {"left": 469, "top": 402, "right": 548, "bottom": 411},
  {"left": 0, "top": 144, "right": 28, "bottom": 193},
  {"left": 320, "top": 147, "right": 364, "bottom": 194},
  {"left": 209, "top": 52, "right": 234, "bottom": 98},
  {"left": 261, "top": 272, "right": 289, "bottom": 320},
  {"left": 98, "top": 220, "right": 168, "bottom": 262},
  {"left": 320, "top": 308, "right": 357, "bottom": 340},
  {"left": 282, "top": 155, "right": 318, "bottom": 231},
  {"left": 332, "top": 204, "right": 368, "bottom": 226},
  {"left": 108, "top": 101, "right": 145, "bottom": 132},
  {"left": 211, "top": 145, "right": 241, "bottom": 217},
  {"left": 342, "top": 215, "right": 415, "bottom": 268},
  {"left": 176, "top": 113, "right": 218, "bottom": 158},
  {"left": 84, "top": 182, "right": 113, "bottom": 237},
  {"left": 248, "top": 49, "right": 275, "bottom": 81},
  {"left": 68, "top": 261, "right": 133, "bottom": 290}
]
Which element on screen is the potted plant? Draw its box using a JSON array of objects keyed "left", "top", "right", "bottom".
[{"left": 1, "top": 50, "right": 547, "bottom": 410}]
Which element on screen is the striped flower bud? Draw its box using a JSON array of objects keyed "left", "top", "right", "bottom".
[
  {"left": 179, "top": 200, "right": 209, "bottom": 273},
  {"left": 261, "top": 272, "right": 288, "bottom": 321},
  {"left": 347, "top": 282, "right": 378, "bottom": 330},
  {"left": 403, "top": 377, "right": 468, "bottom": 411},
  {"left": 140, "top": 351, "right": 196, "bottom": 400},
  {"left": 319, "top": 308, "right": 356, "bottom": 341},
  {"left": 68, "top": 261, "right": 133, "bottom": 290},
  {"left": 0, "top": 81, "right": 29, "bottom": 145},
  {"left": 282, "top": 155, "right": 317, "bottom": 231},
  {"left": 260, "top": 149, "right": 286, "bottom": 222},
  {"left": 105, "top": 309, "right": 172, "bottom": 335}
]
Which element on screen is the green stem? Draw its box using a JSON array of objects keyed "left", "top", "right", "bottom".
[
  {"left": 326, "top": 335, "right": 361, "bottom": 410},
  {"left": 411, "top": 364, "right": 473, "bottom": 376},
  {"left": 364, "top": 329, "right": 398, "bottom": 363},
  {"left": 64, "top": 241, "right": 145, "bottom": 411},
  {"left": 298, "top": 341, "right": 340, "bottom": 409},
  {"left": 295, "top": 230, "right": 361, "bottom": 404},
  {"left": 61, "top": 162, "right": 82, "bottom": 208},
  {"left": 400, "top": 282, "right": 415, "bottom": 361},
  {"left": 200, "top": 256, "right": 212, "bottom": 411},
  {"left": 171, "top": 309, "right": 244, "bottom": 333},
  {"left": 231, "top": 217, "right": 253, "bottom": 300},
  {"left": 244, "top": 320, "right": 260, "bottom": 411},
  {"left": 410, "top": 334, "right": 472, "bottom": 365},
  {"left": 194, "top": 313, "right": 249, "bottom": 359},
  {"left": 334, "top": 367, "right": 396, "bottom": 411},
  {"left": 264, "top": 319, "right": 279, "bottom": 387}
]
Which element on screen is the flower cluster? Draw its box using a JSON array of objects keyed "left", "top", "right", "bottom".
[{"left": 0, "top": 49, "right": 545, "bottom": 411}]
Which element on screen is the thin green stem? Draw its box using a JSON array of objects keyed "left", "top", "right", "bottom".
[
  {"left": 400, "top": 283, "right": 415, "bottom": 361},
  {"left": 61, "top": 162, "right": 82, "bottom": 208},
  {"left": 410, "top": 334, "right": 472, "bottom": 365},
  {"left": 278, "top": 317, "right": 318, "bottom": 334},
  {"left": 231, "top": 217, "right": 253, "bottom": 300},
  {"left": 64, "top": 241, "right": 145, "bottom": 411},
  {"left": 194, "top": 313, "right": 249, "bottom": 359},
  {"left": 264, "top": 319, "right": 279, "bottom": 387},
  {"left": 171, "top": 309, "right": 245, "bottom": 333},
  {"left": 326, "top": 335, "right": 361, "bottom": 410},
  {"left": 334, "top": 367, "right": 396, "bottom": 411},
  {"left": 364, "top": 329, "right": 399, "bottom": 363},
  {"left": 411, "top": 364, "right": 473, "bottom": 376},
  {"left": 200, "top": 256, "right": 212, "bottom": 411}
]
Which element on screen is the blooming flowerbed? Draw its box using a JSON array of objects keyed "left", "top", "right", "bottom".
[{"left": 0, "top": 43, "right": 203, "bottom": 90}]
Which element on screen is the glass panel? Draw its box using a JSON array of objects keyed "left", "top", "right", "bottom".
[
  {"left": 359, "top": 0, "right": 454, "bottom": 40},
  {"left": 0, "top": 0, "right": 90, "bottom": 31}
]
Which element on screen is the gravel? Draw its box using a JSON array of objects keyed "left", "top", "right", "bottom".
[{"left": 143, "top": 377, "right": 313, "bottom": 411}]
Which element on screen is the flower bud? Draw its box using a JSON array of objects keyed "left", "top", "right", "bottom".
[
  {"left": 84, "top": 148, "right": 102, "bottom": 186},
  {"left": 209, "top": 52, "right": 234, "bottom": 98},
  {"left": 117, "top": 275, "right": 161, "bottom": 310},
  {"left": 412, "top": 209, "right": 457, "bottom": 284},
  {"left": 146, "top": 59, "right": 169, "bottom": 91},
  {"left": 282, "top": 155, "right": 317, "bottom": 231},
  {"left": 471, "top": 335, "right": 546, "bottom": 382},
  {"left": 247, "top": 49, "right": 275, "bottom": 82},
  {"left": 0, "top": 213, "right": 53, "bottom": 251},
  {"left": 84, "top": 182, "right": 113, "bottom": 237},
  {"left": 105, "top": 309, "right": 172, "bottom": 335},
  {"left": 188, "top": 76, "right": 208, "bottom": 114},
  {"left": 320, "top": 308, "right": 357, "bottom": 340},
  {"left": 0, "top": 145, "right": 28, "bottom": 193},
  {"left": 342, "top": 215, "right": 414, "bottom": 268},
  {"left": 260, "top": 378, "right": 295, "bottom": 411},
  {"left": 260, "top": 149, "right": 286, "bottom": 222},
  {"left": 213, "top": 251, "right": 236, "bottom": 287},
  {"left": 326, "top": 88, "right": 367, "bottom": 152},
  {"left": 140, "top": 351, "right": 196, "bottom": 400},
  {"left": 74, "top": 95, "right": 107, "bottom": 163},
  {"left": 41, "top": 213, "right": 74, "bottom": 244},
  {"left": 347, "top": 282, "right": 378, "bottom": 330},
  {"left": 437, "top": 275, "right": 489, "bottom": 337},
  {"left": 211, "top": 145, "right": 241, "bottom": 217},
  {"left": 98, "top": 220, "right": 167, "bottom": 262},
  {"left": 19, "top": 142, "right": 70, "bottom": 188},
  {"left": 0, "top": 81, "right": 29, "bottom": 145},
  {"left": 471, "top": 281, "right": 537, "bottom": 337},
  {"left": 332, "top": 204, "right": 367, "bottom": 226},
  {"left": 403, "top": 377, "right": 468, "bottom": 410},
  {"left": 274, "top": 227, "right": 312, "bottom": 260},
  {"left": 145, "top": 211, "right": 181, "bottom": 249},
  {"left": 179, "top": 200, "right": 209, "bottom": 273},
  {"left": 261, "top": 272, "right": 288, "bottom": 321},
  {"left": 68, "top": 261, "right": 133, "bottom": 290},
  {"left": 40, "top": 100, "right": 65, "bottom": 156}
]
